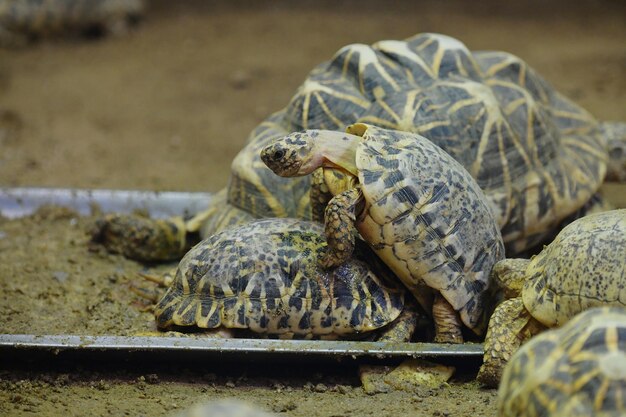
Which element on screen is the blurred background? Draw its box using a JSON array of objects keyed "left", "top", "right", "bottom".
[{"left": 0, "top": 0, "right": 624, "bottom": 192}]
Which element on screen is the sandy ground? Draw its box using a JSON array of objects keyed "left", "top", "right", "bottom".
[
  {"left": 1, "top": 0, "right": 625, "bottom": 191},
  {"left": 0, "top": 0, "right": 625, "bottom": 416}
]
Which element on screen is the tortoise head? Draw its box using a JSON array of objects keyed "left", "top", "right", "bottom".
[
  {"left": 262, "top": 129, "right": 362, "bottom": 177},
  {"left": 261, "top": 131, "right": 321, "bottom": 177},
  {"left": 491, "top": 258, "right": 530, "bottom": 299}
]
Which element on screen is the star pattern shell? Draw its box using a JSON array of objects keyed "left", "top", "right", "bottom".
[
  {"left": 522, "top": 209, "right": 626, "bottom": 327},
  {"left": 154, "top": 218, "right": 405, "bottom": 339},
  {"left": 353, "top": 124, "right": 505, "bottom": 332},
  {"left": 498, "top": 306, "right": 626, "bottom": 417}
]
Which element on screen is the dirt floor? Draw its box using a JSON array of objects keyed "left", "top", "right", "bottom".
[{"left": 0, "top": 0, "right": 625, "bottom": 416}]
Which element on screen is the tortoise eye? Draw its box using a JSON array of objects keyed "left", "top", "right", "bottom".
[{"left": 273, "top": 149, "right": 286, "bottom": 160}]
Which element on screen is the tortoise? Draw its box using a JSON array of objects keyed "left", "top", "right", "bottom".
[
  {"left": 148, "top": 217, "right": 410, "bottom": 340},
  {"left": 261, "top": 122, "right": 505, "bottom": 343},
  {"left": 477, "top": 209, "right": 626, "bottom": 387},
  {"left": 0, "top": 0, "right": 145, "bottom": 47},
  {"left": 91, "top": 33, "right": 625, "bottom": 262},
  {"left": 497, "top": 306, "right": 626, "bottom": 417}
]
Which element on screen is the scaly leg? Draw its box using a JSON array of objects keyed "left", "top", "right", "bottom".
[
  {"left": 310, "top": 168, "right": 334, "bottom": 223},
  {"left": 320, "top": 187, "right": 363, "bottom": 268},
  {"left": 432, "top": 294, "right": 464, "bottom": 343},
  {"left": 476, "top": 297, "right": 544, "bottom": 387}
]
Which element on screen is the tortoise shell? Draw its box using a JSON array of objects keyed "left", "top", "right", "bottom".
[
  {"left": 283, "top": 33, "right": 607, "bottom": 254},
  {"left": 154, "top": 218, "right": 405, "bottom": 339},
  {"left": 351, "top": 123, "right": 505, "bottom": 333},
  {"left": 498, "top": 306, "right": 626, "bottom": 417},
  {"left": 521, "top": 209, "right": 626, "bottom": 327}
]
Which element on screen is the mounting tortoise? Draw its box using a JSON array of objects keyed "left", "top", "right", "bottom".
[
  {"left": 477, "top": 209, "right": 626, "bottom": 387},
  {"left": 497, "top": 306, "right": 626, "bottom": 417},
  {"left": 91, "top": 33, "right": 625, "bottom": 262},
  {"left": 0, "top": 0, "right": 145, "bottom": 47},
  {"left": 144, "top": 218, "right": 412, "bottom": 340},
  {"left": 261, "top": 123, "right": 505, "bottom": 343}
]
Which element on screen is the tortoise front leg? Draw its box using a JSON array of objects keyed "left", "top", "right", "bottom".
[
  {"left": 310, "top": 168, "right": 334, "bottom": 223},
  {"left": 432, "top": 294, "right": 464, "bottom": 343},
  {"left": 476, "top": 297, "right": 543, "bottom": 387},
  {"left": 320, "top": 187, "right": 363, "bottom": 269}
]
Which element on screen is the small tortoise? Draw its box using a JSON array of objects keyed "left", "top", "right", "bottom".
[
  {"left": 0, "top": 0, "right": 145, "bottom": 47},
  {"left": 477, "top": 209, "right": 626, "bottom": 387},
  {"left": 498, "top": 306, "right": 626, "bottom": 417},
  {"left": 261, "top": 122, "right": 505, "bottom": 343},
  {"left": 91, "top": 33, "right": 625, "bottom": 262},
  {"left": 151, "top": 218, "right": 407, "bottom": 339}
]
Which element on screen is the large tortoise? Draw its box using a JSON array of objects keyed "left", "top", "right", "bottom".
[
  {"left": 0, "top": 0, "right": 145, "bottom": 47},
  {"left": 92, "top": 33, "right": 625, "bottom": 261},
  {"left": 497, "top": 306, "right": 626, "bottom": 417},
  {"left": 477, "top": 209, "right": 626, "bottom": 387},
  {"left": 261, "top": 123, "right": 505, "bottom": 343},
  {"left": 149, "top": 218, "right": 408, "bottom": 340}
]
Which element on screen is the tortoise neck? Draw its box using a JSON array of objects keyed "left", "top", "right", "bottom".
[{"left": 312, "top": 130, "right": 362, "bottom": 176}]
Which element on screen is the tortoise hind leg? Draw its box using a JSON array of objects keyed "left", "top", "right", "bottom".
[
  {"left": 320, "top": 187, "right": 364, "bottom": 269},
  {"left": 432, "top": 294, "right": 464, "bottom": 343}
]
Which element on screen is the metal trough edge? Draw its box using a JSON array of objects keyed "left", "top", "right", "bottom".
[
  {"left": 0, "top": 187, "right": 213, "bottom": 219},
  {"left": 0, "top": 334, "right": 484, "bottom": 357}
]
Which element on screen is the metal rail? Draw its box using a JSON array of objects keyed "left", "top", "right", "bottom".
[
  {"left": 0, "top": 187, "right": 212, "bottom": 219},
  {"left": 0, "top": 334, "right": 484, "bottom": 357}
]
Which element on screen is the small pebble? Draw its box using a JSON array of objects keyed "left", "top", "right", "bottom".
[
  {"left": 52, "top": 271, "right": 69, "bottom": 283},
  {"left": 314, "top": 383, "right": 328, "bottom": 393}
]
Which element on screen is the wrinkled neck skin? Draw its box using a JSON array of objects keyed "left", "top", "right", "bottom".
[{"left": 301, "top": 130, "right": 361, "bottom": 176}]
